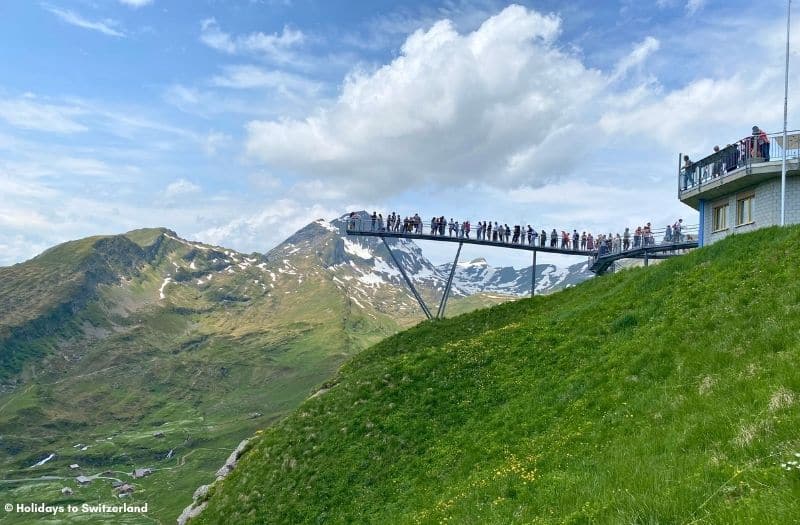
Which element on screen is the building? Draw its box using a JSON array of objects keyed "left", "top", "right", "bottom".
[{"left": 679, "top": 130, "right": 800, "bottom": 245}]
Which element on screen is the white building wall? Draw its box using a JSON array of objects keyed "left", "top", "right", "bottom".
[{"left": 702, "top": 175, "right": 800, "bottom": 244}]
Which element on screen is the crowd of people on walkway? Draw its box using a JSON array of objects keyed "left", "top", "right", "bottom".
[{"left": 349, "top": 212, "right": 689, "bottom": 257}]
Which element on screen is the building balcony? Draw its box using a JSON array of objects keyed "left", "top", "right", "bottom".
[{"left": 678, "top": 131, "right": 800, "bottom": 210}]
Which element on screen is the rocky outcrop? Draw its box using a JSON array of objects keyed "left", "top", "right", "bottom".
[
  {"left": 177, "top": 438, "right": 250, "bottom": 524},
  {"left": 215, "top": 439, "right": 250, "bottom": 480}
]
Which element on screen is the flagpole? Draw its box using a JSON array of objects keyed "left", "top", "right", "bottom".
[{"left": 781, "top": 0, "right": 791, "bottom": 226}]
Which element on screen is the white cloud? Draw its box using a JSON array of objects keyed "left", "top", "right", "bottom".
[
  {"left": 202, "top": 131, "right": 231, "bottom": 155},
  {"left": 119, "top": 0, "right": 153, "bottom": 7},
  {"left": 200, "top": 18, "right": 236, "bottom": 54},
  {"left": 612, "top": 36, "right": 660, "bottom": 80},
  {"left": 195, "top": 199, "right": 339, "bottom": 252},
  {"left": 0, "top": 96, "right": 87, "bottom": 133},
  {"left": 199, "top": 18, "right": 305, "bottom": 62},
  {"left": 686, "top": 0, "right": 705, "bottom": 15},
  {"left": 244, "top": 4, "right": 604, "bottom": 198},
  {"left": 42, "top": 5, "right": 125, "bottom": 37},
  {"left": 291, "top": 179, "right": 346, "bottom": 200},
  {"left": 211, "top": 65, "right": 322, "bottom": 96},
  {"left": 164, "top": 179, "right": 201, "bottom": 197}
]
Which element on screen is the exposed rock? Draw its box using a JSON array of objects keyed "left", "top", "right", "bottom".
[
  {"left": 177, "top": 501, "right": 207, "bottom": 525},
  {"left": 76, "top": 476, "right": 92, "bottom": 485},
  {"left": 69, "top": 464, "right": 80, "bottom": 469},
  {"left": 180, "top": 439, "right": 250, "bottom": 524},
  {"left": 310, "top": 387, "right": 330, "bottom": 399},
  {"left": 61, "top": 487, "right": 73, "bottom": 496},
  {"left": 193, "top": 484, "right": 209, "bottom": 501},
  {"left": 153, "top": 431, "right": 166, "bottom": 438},
  {"left": 215, "top": 439, "right": 249, "bottom": 480},
  {"left": 132, "top": 468, "right": 153, "bottom": 479},
  {"left": 115, "top": 483, "right": 135, "bottom": 495}
]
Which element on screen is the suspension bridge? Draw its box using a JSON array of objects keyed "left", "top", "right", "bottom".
[{"left": 346, "top": 216, "right": 698, "bottom": 320}]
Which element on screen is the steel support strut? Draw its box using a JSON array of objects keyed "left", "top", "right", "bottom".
[
  {"left": 437, "top": 242, "right": 463, "bottom": 319},
  {"left": 381, "top": 237, "right": 433, "bottom": 320},
  {"left": 530, "top": 250, "right": 537, "bottom": 298}
]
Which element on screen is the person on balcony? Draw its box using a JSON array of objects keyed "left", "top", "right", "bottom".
[
  {"left": 752, "top": 125, "right": 770, "bottom": 161},
  {"left": 723, "top": 143, "right": 738, "bottom": 172},
  {"left": 712, "top": 145, "right": 723, "bottom": 178},
  {"left": 682, "top": 155, "right": 694, "bottom": 188}
]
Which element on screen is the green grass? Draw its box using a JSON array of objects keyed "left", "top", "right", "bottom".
[
  {"left": 0, "top": 227, "right": 504, "bottom": 524},
  {"left": 196, "top": 226, "right": 800, "bottom": 524}
]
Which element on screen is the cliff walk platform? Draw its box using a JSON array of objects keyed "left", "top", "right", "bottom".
[{"left": 346, "top": 217, "right": 698, "bottom": 319}]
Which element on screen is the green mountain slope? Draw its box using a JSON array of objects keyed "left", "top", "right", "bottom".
[
  {"left": 0, "top": 222, "right": 507, "bottom": 524},
  {"left": 195, "top": 226, "right": 800, "bottom": 524}
]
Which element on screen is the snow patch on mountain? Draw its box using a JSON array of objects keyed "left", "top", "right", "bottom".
[
  {"left": 343, "top": 238, "right": 373, "bottom": 259},
  {"left": 159, "top": 277, "right": 172, "bottom": 300},
  {"left": 316, "top": 218, "right": 338, "bottom": 233}
]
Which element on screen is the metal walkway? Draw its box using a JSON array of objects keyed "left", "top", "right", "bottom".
[
  {"left": 588, "top": 241, "right": 698, "bottom": 274},
  {"left": 346, "top": 218, "right": 697, "bottom": 320}
]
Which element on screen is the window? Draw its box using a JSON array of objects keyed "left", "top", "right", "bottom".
[
  {"left": 736, "top": 195, "right": 754, "bottom": 226},
  {"left": 712, "top": 203, "right": 728, "bottom": 232}
]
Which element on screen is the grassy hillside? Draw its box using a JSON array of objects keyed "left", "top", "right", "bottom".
[
  {"left": 0, "top": 225, "right": 506, "bottom": 524},
  {"left": 195, "top": 226, "right": 800, "bottom": 524}
]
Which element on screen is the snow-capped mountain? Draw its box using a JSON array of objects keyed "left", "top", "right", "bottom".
[
  {"left": 436, "top": 257, "right": 594, "bottom": 297},
  {"left": 270, "top": 211, "right": 593, "bottom": 310}
]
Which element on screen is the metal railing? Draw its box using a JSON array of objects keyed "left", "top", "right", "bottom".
[
  {"left": 679, "top": 130, "right": 800, "bottom": 193},
  {"left": 346, "top": 215, "right": 697, "bottom": 256}
]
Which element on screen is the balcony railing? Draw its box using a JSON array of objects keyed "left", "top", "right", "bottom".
[{"left": 678, "top": 130, "right": 800, "bottom": 194}]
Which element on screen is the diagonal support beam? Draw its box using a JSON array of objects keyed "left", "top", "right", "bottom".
[
  {"left": 437, "top": 242, "right": 463, "bottom": 319},
  {"left": 381, "top": 237, "right": 433, "bottom": 320}
]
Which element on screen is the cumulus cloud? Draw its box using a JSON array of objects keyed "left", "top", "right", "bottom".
[
  {"left": 244, "top": 4, "right": 605, "bottom": 198},
  {"left": 42, "top": 5, "right": 125, "bottom": 37},
  {"left": 199, "top": 18, "right": 304, "bottom": 62}
]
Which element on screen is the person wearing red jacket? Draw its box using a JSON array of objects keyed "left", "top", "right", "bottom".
[{"left": 752, "top": 125, "right": 770, "bottom": 161}]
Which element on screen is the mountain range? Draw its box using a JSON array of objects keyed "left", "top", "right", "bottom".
[{"left": 0, "top": 212, "right": 591, "bottom": 524}]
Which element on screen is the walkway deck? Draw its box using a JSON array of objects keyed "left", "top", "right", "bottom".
[
  {"left": 346, "top": 229, "right": 594, "bottom": 257},
  {"left": 345, "top": 220, "right": 698, "bottom": 319},
  {"left": 589, "top": 240, "right": 698, "bottom": 274}
]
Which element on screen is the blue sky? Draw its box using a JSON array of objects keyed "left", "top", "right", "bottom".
[{"left": 1, "top": 0, "right": 797, "bottom": 268}]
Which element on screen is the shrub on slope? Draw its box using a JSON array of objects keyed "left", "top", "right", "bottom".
[{"left": 195, "top": 226, "right": 800, "bottom": 524}]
